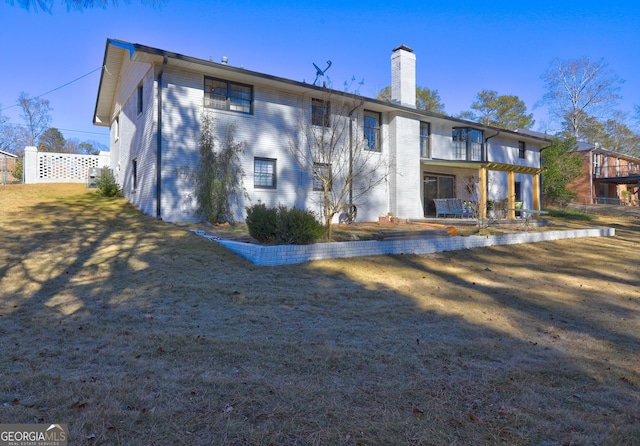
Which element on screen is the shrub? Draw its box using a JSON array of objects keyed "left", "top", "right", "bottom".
[
  {"left": 245, "top": 203, "right": 278, "bottom": 243},
  {"left": 12, "top": 160, "right": 23, "bottom": 181},
  {"left": 277, "top": 205, "right": 324, "bottom": 245},
  {"left": 245, "top": 204, "right": 323, "bottom": 245},
  {"left": 196, "top": 115, "right": 246, "bottom": 224},
  {"left": 95, "top": 168, "right": 120, "bottom": 197}
]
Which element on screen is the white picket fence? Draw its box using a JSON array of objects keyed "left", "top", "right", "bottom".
[{"left": 23, "top": 146, "right": 110, "bottom": 185}]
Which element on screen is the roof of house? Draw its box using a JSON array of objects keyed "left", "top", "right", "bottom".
[
  {"left": 577, "top": 141, "right": 640, "bottom": 162},
  {"left": 94, "top": 38, "right": 551, "bottom": 145},
  {"left": 0, "top": 150, "right": 18, "bottom": 158}
]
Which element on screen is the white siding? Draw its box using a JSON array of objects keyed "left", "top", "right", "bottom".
[
  {"left": 155, "top": 69, "right": 393, "bottom": 223},
  {"left": 103, "top": 48, "right": 546, "bottom": 224},
  {"left": 114, "top": 62, "right": 157, "bottom": 218}
]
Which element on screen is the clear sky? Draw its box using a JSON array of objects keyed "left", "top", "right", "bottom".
[{"left": 1, "top": 0, "right": 639, "bottom": 148}]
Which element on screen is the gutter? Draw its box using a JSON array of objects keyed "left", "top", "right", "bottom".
[{"left": 156, "top": 55, "right": 168, "bottom": 220}]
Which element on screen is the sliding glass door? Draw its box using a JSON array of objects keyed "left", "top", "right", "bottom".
[{"left": 423, "top": 173, "right": 455, "bottom": 216}]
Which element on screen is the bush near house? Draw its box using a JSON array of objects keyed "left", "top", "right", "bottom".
[
  {"left": 246, "top": 203, "right": 323, "bottom": 244},
  {"left": 94, "top": 168, "right": 120, "bottom": 197},
  {"left": 276, "top": 205, "right": 324, "bottom": 245}
]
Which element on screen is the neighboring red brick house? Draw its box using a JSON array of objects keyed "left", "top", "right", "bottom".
[
  {"left": 570, "top": 143, "right": 640, "bottom": 206},
  {"left": 1, "top": 149, "right": 18, "bottom": 177}
]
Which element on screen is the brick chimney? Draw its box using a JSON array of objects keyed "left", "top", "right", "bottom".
[{"left": 391, "top": 44, "right": 416, "bottom": 108}]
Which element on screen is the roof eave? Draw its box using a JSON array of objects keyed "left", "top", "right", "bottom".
[{"left": 92, "top": 39, "right": 553, "bottom": 146}]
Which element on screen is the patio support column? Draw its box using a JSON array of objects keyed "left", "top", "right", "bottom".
[
  {"left": 478, "top": 166, "right": 487, "bottom": 221},
  {"left": 533, "top": 173, "right": 541, "bottom": 212},
  {"left": 507, "top": 170, "right": 515, "bottom": 220}
]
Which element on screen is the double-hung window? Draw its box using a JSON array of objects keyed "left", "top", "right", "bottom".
[
  {"left": 452, "top": 128, "right": 483, "bottom": 161},
  {"left": 312, "top": 98, "right": 330, "bottom": 127},
  {"left": 364, "top": 110, "right": 381, "bottom": 152},
  {"left": 254, "top": 158, "right": 276, "bottom": 189},
  {"left": 518, "top": 141, "right": 526, "bottom": 159},
  {"left": 204, "top": 77, "right": 253, "bottom": 114},
  {"left": 420, "top": 122, "right": 430, "bottom": 158}
]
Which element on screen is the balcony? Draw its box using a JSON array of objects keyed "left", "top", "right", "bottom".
[{"left": 593, "top": 164, "right": 640, "bottom": 179}]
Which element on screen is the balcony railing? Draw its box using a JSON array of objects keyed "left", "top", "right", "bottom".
[
  {"left": 593, "top": 165, "right": 640, "bottom": 178},
  {"left": 574, "top": 195, "right": 639, "bottom": 206}
]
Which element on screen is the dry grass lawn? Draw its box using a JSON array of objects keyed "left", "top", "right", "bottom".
[{"left": 0, "top": 184, "right": 638, "bottom": 445}]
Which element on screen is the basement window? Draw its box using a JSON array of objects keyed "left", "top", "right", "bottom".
[{"left": 254, "top": 158, "right": 276, "bottom": 189}]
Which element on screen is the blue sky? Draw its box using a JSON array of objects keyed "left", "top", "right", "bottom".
[{"left": 1, "top": 0, "right": 638, "bottom": 148}]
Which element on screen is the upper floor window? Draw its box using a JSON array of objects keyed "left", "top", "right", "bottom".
[
  {"left": 452, "top": 128, "right": 483, "bottom": 161},
  {"left": 593, "top": 153, "right": 601, "bottom": 175},
  {"left": 364, "top": 110, "right": 381, "bottom": 152},
  {"left": 204, "top": 77, "right": 253, "bottom": 114},
  {"left": 254, "top": 157, "right": 276, "bottom": 189},
  {"left": 312, "top": 98, "right": 330, "bottom": 127},
  {"left": 137, "top": 85, "right": 143, "bottom": 116},
  {"left": 518, "top": 141, "right": 526, "bottom": 159},
  {"left": 420, "top": 122, "right": 431, "bottom": 158}
]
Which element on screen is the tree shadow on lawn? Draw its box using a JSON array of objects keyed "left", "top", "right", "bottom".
[
  {"left": 0, "top": 191, "right": 638, "bottom": 445},
  {"left": 383, "top": 234, "right": 639, "bottom": 356}
]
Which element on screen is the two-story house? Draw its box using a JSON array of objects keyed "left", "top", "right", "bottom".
[
  {"left": 571, "top": 142, "right": 640, "bottom": 205},
  {"left": 93, "top": 39, "right": 549, "bottom": 223}
]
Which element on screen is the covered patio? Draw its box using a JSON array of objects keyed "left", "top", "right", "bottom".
[{"left": 422, "top": 160, "right": 543, "bottom": 221}]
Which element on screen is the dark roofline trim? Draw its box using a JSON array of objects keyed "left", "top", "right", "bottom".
[{"left": 97, "top": 39, "right": 552, "bottom": 144}]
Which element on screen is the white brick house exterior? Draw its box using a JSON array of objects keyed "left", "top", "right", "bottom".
[{"left": 94, "top": 39, "right": 549, "bottom": 223}]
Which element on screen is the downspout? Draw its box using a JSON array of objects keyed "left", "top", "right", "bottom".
[
  {"left": 156, "top": 55, "right": 168, "bottom": 220},
  {"left": 347, "top": 99, "right": 365, "bottom": 208},
  {"left": 482, "top": 130, "right": 500, "bottom": 205},
  {"left": 484, "top": 130, "right": 500, "bottom": 162}
]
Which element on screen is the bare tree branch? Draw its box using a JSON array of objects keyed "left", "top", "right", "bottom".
[
  {"left": 288, "top": 90, "right": 389, "bottom": 239},
  {"left": 540, "top": 57, "right": 623, "bottom": 138}
]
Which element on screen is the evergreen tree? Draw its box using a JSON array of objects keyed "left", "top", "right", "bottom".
[
  {"left": 541, "top": 137, "right": 583, "bottom": 205},
  {"left": 459, "top": 89, "right": 534, "bottom": 130},
  {"left": 376, "top": 85, "right": 446, "bottom": 113}
]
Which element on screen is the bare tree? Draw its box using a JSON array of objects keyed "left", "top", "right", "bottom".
[
  {"left": 289, "top": 90, "right": 389, "bottom": 240},
  {"left": 0, "top": 107, "right": 13, "bottom": 153},
  {"left": 7, "top": 0, "right": 163, "bottom": 13},
  {"left": 540, "top": 57, "right": 623, "bottom": 139},
  {"left": 18, "top": 92, "right": 52, "bottom": 146}
]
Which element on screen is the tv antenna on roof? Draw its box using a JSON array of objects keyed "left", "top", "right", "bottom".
[{"left": 313, "top": 60, "right": 332, "bottom": 86}]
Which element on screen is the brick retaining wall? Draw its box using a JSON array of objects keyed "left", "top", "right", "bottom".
[{"left": 193, "top": 228, "right": 615, "bottom": 266}]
